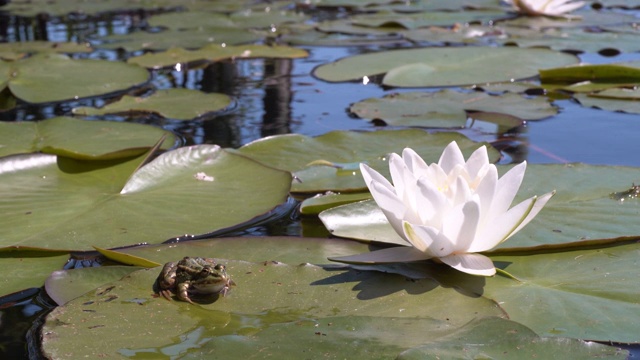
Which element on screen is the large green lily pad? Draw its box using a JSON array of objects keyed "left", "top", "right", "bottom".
[
  {"left": 575, "top": 91, "right": 640, "bottom": 114},
  {"left": 127, "top": 44, "right": 308, "bottom": 69},
  {"left": 0, "top": 145, "right": 291, "bottom": 251},
  {"left": 0, "top": 54, "right": 149, "bottom": 103},
  {"left": 347, "top": 10, "right": 508, "bottom": 30},
  {"left": 350, "top": 90, "right": 556, "bottom": 127},
  {"left": 40, "top": 260, "right": 505, "bottom": 358},
  {"left": 234, "top": 130, "right": 499, "bottom": 193},
  {"left": 72, "top": 89, "right": 232, "bottom": 120},
  {"left": 0, "top": 117, "right": 176, "bottom": 159},
  {"left": 313, "top": 47, "right": 578, "bottom": 87},
  {"left": 320, "top": 163, "right": 640, "bottom": 248}
]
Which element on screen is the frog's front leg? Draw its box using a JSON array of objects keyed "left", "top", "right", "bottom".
[{"left": 176, "top": 282, "right": 194, "bottom": 304}]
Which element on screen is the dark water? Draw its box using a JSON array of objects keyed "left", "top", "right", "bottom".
[{"left": 1, "top": 5, "right": 640, "bottom": 359}]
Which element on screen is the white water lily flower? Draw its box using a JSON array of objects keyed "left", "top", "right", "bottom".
[
  {"left": 332, "top": 141, "right": 554, "bottom": 276},
  {"left": 504, "top": 0, "right": 585, "bottom": 17}
]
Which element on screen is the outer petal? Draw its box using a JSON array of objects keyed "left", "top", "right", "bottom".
[
  {"left": 439, "top": 253, "right": 496, "bottom": 276},
  {"left": 388, "top": 153, "right": 408, "bottom": 198},
  {"left": 505, "top": 190, "right": 555, "bottom": 241},
  {"left": 547, "top": 0, "right": 584, "bottom": 15},
  {"left": 489, "top": 161, "right": 526, "bottom": 220},
  {"left": 403, "top": 221, "right": 453, "bottom": 257},
  {"left": 328, "top": 246, "right": 431, "bottom": 264},
  {"left": 468, "top": 195, "right": 535, "bottom": 252},
  {"left": 438, "top": 141, "right": 465, "bottom": 173},
  {"left": 368, "top": 180, "right": 409, "bottom": 238},
  {"left": 360, "top": 163, "right": 394, "bottom": 194}
]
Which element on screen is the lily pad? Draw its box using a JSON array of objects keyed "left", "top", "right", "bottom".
[
  {"left": 2, "top": 54, "right": 149, "bottom": 103},
  {"left": 574, "top": 91, "right": 640, "bottom": 114},
  {"left": 72, "top": 89, "right": 232, "bottom": 120},
  {"left": 398, "top": 317, "right": 627, "bottom": 359},
  {"left": 0, "top": 249, "right": 69, "bottom": 298},
  {"left": 0, "top": 117, "right": 176, "bottom": 159},
  {"left": 41, "top": 260, "right": 505, "bottom": 358},
  {"left": 45, "top": 266, "right": 143, "bottom": 305},
  {"left": 313, "top": 47, "right": 578, "bottom": 87},
  {"left": 103, "top": 236, "right": 374, "bottom": 266},
  {"left": 350, "top": 90, "right": 556, "bottom": 127},
  {"left": 234, "top": 130, "right": 499, "bottom": 193},
  {"left": 0, "top": 41, "right": 92, "bottom": 60},
  {"left": 348, "top": 10, "right": 509, "bottom": 30},
  {"left": 0, "top": 145, "right": 291, "bottom": 251},
  {"left": 319, "top": 163, "right": 640, "bottom": 248},
  {"left": 300, "top": 192, "right": 373, "bottom": 215},
  {"left": 127, "top": 44, "right": 309, "bottom": 69},
  {"left": 484, "top": 241, "right": 640, "bottom": 342},
  {"left": 98, "top": 28, "right": 262, "bottom": 51}
]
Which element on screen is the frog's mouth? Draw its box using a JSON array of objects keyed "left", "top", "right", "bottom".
[{"left": 191, "top": 278, "right": 230, "bottom": 294}]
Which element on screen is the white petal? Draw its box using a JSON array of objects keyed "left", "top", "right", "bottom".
[
  {"left": 368, "top": 181, "right": 408, "bottom": 238},
  {"left": 439, "top": 253, "right": 496, "bottom": 276},
  {"left": 506, "top": 190, "right": 555, "bottom": 240},
  {"left": 438, "top": 141, "right": 465, "bottom": 173},
  {"left": 415, "top": 176, "right": 448, "bottom": 225},
  {"left": 441, "top": 199, "right": 480, "bottom": 252},
  {"left": 402, "top": 148, "right": 429, "bottom": 177},
  {"left": 489, "top": 161, "right": 526, "bottom": 220},
  {"left": 469, "top": 194, "right": 537, "bottom": 252},
  {"left": 546, "top": 0, "right": 584, "bottom": 14},
  {"left": 465, "top": 145, "right": 489, "bottom": 180},
  {"left": 474, "top": 165, "right": 498, "bottom": 227},
  {"left": 328, "top": 246, "right": 431, "bottom": 264},
  {"left": 360, "top": 163, "right": 394, "bottom": 194},
  {"left": 388, "top": 153, "right": 408, "bottom": 196},
  {"left": 403, "top": 221, "right": 454, "bottom": 257}
]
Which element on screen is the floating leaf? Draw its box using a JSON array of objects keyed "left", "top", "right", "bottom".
[
  {"left": 72, "top": 89, "right": 232, "bottom": 120},
  {"left": 45, "top": 266, "right": 142, "bottom": 305},
  {"left": 575, "top": 91, "right": 640, "bottom": 114},
  {"left": 314, "top": 47, "right": 578, "bottom": 87},
  {"left": 234, "top": 130, "right": 499, "bottom": 193},
  {"left": 93, "top": 247, "right": 161, "bottom": 268},
  {"left": 0, "top": 249, "right": 69, "bottom": 298},
  {"left": 0, "top": 41, "right": 92, "bottom": 60},
  {"left": 0, "top": 117, "right": 176, "bottom": 159},
  {"left": 300, "top": 192, "right": 372, "bottom": 215},
  {"left": 0, "top": 146, "right": 291, "bottom": 251},
  {"left": 540, "top": 62, "right": 640, "bottom": 85},
  {"left": 350, "top": 90, "right": 556, "bottom": 127},
  {"left": 398, "top": 317, "right": 627, "bottom": 359},
  {"left": 128, "top": 44, "right": 308, "bottom": 69},
  {"left": 3, "top": 54, "right": 149, "bottom": 103},
  {"left": 348, "top": 10, "right": 508, "bottom": 30},
  {"left": 98, "top": 28, "right": 262, "bottom": 51},
  {"left": 41, "top": 260, "right": 504, "bottom": 358}
]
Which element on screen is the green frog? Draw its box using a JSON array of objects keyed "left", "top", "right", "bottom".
[{"left": 154, "top": 257, "right": 235, "bottom": 304}]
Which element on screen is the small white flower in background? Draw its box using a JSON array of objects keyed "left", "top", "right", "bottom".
[
  {"left": 504, "top": 0, "right": 585, "bottom": 17},
  {"left": 331, "top": 141, "right": 554, "bottom": 276}
]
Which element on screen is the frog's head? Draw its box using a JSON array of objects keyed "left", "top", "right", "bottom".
[{"left": 191, "top": 264, "right": 235, "bottom": 295}]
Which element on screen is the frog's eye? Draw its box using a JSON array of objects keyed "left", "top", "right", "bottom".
[{"left": 214, "top": 264, "right": 225, "bottom": 271}]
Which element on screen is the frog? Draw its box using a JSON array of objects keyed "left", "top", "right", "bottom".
[{"left": 154, "top": 256, "right": 235, "bottom": 304}]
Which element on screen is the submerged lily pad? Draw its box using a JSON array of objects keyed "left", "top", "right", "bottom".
[
  {"left": 350, "top": 90, "right": 556, "bottom": 127},
  {"left": 0, "top": 145, "right": 291, "bottom": 251},
  {"left": 0, "top": 117, "right": 176, "bottom": 159},
  {"left": 314, "top": 47, "right": 578, "bottom": 87},
  {"left": 72, "top": 89, "right": 232, "bottom": 120},
  {"left": 320, "top": 163, "right": 640, "bottom": 248},
  {"left": 1, "top": 54, "right": 149, "bottom": 103},
  {"left": 128, "top": 44, "right": 308, "bottom": 69},
  {"left": 574, "top": 91, "right": 640, "bottom": 113},
  {"left": 234, "top": 130, "right": 499, "bottom": 193}
]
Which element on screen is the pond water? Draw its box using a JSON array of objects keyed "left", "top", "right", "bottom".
[{"left": 1, "top": 1, "right": 640, "bottom": 358}]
